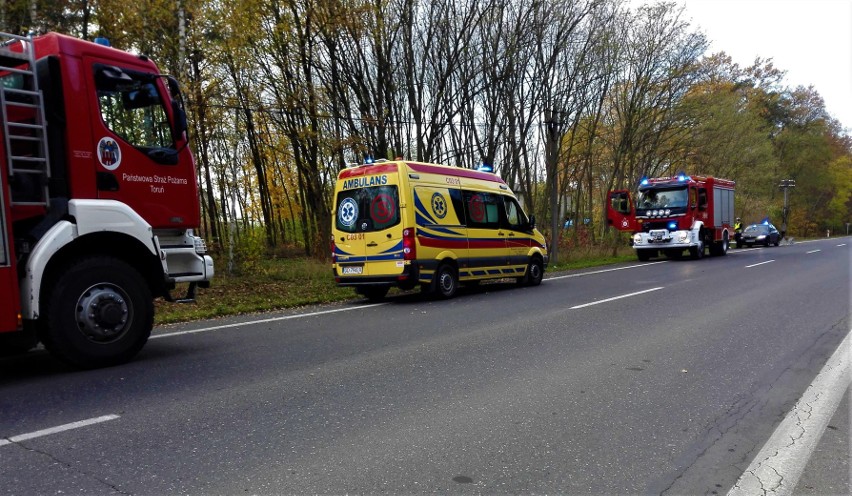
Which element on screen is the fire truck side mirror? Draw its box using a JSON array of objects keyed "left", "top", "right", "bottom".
[
  {"left": 171, "top": 101, "right": 188, "bottom": 141},
  {"left": 166, "top": 76, "right": 188, "bottom": 141}
]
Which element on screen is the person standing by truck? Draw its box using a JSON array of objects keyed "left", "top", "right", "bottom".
[{"left": 734, "top": 217, "right": 743, "bottom": 248}]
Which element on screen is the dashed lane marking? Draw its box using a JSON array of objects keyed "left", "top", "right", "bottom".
[
  {"left": 569, "top": 287, "right": 664, "bottom": 310},
  {"left": 745, "top": 260, "right": 775, "bottom": 268},
  {"left": 806, "top": 249, "right": 821, "bottom": 254},
  {"left": 547, "top": 261, "right": 667, "bottom": 281},
  {"left": 0, "top": 415, "right": 120, "bottom": 448}
]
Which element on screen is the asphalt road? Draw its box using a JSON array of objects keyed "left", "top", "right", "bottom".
[{"left": 1, "top": 237, "right": 849, "bottom": 494}]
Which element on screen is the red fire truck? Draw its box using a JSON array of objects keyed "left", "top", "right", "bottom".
[
  {"left": 0, "top": 32, "right": 213, "bottom": 367},
  {"left": 607, "top": 173, "right": 735, "bottom": 261}
]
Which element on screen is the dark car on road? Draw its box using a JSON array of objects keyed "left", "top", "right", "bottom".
[{"left": 740, "top": 223, "right": 780, "bottom": 247}]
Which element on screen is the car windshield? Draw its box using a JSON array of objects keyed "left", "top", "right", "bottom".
[
  {"left": 744, "top": 225, "right": 769, "bottom": 234},
  {"left": 636, "top": 187, "right": 687, "bottom": 209}
]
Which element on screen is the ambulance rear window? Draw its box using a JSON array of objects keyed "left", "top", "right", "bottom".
[{"left": 336, "top": 185, "right": 400, "bottom": 233}]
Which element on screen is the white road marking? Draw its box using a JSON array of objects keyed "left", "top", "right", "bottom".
[
  {"left": 837, "top": 244, "right": 846, "bottom": 247},
  {"left": 569, "top": 287, "right": 664, "bottom": 309},
  {"left": 547, "top": 261, "right": 667, "bottom": 281},
  {"left": 745, "top": 260, "right": 775, "bottom": 268},
  {"left": 0, "top": 415, "right": 120, "bottom": 447},
  {"left": 727, "top": 330, "right": 852, "bottom": 495},
  {"left": 151, "top": 303, "right": 388, "bottom": 340},
  {"left": 806, "top": 249, "right": 821, "bottom": 254}
]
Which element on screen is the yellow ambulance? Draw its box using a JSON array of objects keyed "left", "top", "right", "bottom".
[{"left": 331, "top": 160, "right": 548, "bottom": 300}]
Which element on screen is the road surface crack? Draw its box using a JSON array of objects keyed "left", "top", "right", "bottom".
[{"left": 8, "top": 440, "right": 131, "bottom": 495}]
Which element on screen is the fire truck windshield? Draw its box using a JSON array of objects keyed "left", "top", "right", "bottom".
[{"left": 636, "top": 187, "right": 687, "bottom": 210}]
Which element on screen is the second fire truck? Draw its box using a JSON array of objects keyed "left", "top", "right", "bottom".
[{"left": 607, "top": 173, "right": 735, "bottom": 261}]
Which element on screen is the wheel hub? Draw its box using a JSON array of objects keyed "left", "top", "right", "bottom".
[{"left": 76, "top": 284, "right": 131, "bottom": 343}]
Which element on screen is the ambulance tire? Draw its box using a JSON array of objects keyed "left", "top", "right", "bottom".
[
  {"left": 433, "top": 263, "right": 458, "bottom": 299},
  {"left": 40, "top": 257, "right": 153, "bottom": 369},
  {"left": 521, "top": 256, "right": 544, "bottom": 286},
  {"left": 357, "top": 286, "right": 389, "bottom": 302}
]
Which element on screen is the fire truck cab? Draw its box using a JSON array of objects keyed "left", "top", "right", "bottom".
[
  {"left": 607, "top": 173, "right": 735, "bottom": 261},
  {"left": 0, "top": 32, "right": 213, "bottom": 367}
]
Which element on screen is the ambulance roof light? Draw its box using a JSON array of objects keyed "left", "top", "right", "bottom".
[{"left": 477, "top": 163, "right": 494, "bottom": 173}]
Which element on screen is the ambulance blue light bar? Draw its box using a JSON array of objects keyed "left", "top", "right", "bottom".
[{"left": 477, "top": 163, "right": 494, "bottom": 173}]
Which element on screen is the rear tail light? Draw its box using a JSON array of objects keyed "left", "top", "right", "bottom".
[
  {"left": 330, "top": 234, "right": 336, "bottom": 262},
  {"left": 403, "top": 228, "right": 416, "bottom": 260}
]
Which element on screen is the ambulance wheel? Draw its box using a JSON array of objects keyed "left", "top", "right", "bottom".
[
  {"left": 433, "top": 263, "right": 458, "bottom": 299},
  {"left": 522, "top": 256, "right": 544, "bottom": 286},
  {"left": 39, "top": 257, "right": 153, "bottom": 369},
  {"left": 357, "top": 286, "right": 389, "bottom": 302}
]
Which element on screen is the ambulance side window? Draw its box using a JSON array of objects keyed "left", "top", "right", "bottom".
[
  {"left": 463, "top": 190, "right": 500, "bottom": 229},
  {"left": 502, "top": 196, "right": 528, "bottom": 231}
]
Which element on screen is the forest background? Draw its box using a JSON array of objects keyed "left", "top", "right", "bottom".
[{"left": 5, "top": 0, "right": 851, "bottom": 276}]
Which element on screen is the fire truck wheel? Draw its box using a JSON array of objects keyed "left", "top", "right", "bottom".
[
  {"left": 522, "top": 256, "right": 544, "bottom": 286},
  {"left": 433, "top": 263, "right": 458, "bottom": 299},
  {"left": 40, "top": 257, "right": 153, "bottom": 368},
  {"left": 636, "top": 250, "right": 652, "bottom": 261},
  {"left": 689, "top": 239, "right": 704, "bottom": 259}
]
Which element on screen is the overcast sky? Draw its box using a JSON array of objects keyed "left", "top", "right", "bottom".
[{"left": 635, "top": 0, "right": 852, "bottom": 132}]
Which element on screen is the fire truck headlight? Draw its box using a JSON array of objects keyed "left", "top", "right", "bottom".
[
  {"left": 664, "top": 209, "right": 671, "bottom": 215},
  {"left": 633, "top": 234, "right": 642, "bottom": 244},
  {"left": 193, "top": 236, "right": 208, "bottom": 255},
  {"left": 678, "top": 232, "right": 689, "bottom": 242}
]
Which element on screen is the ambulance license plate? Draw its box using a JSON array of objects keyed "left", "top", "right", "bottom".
[{"left": 341, "top": 265, "right": 363, "bottom": 275}]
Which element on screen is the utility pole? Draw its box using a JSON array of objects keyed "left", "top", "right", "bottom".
[{"left": 779, "top": 179, "right": 795, "bottom": 240}]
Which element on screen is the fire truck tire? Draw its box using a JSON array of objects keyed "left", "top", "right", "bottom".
[
  {"left": 433, "top": 263, "right": 458, "bottom": 299},
  {"left": 710, "top": 232, "right": 729, "bottom": 256},
  {"left": 689, "top": 239, "right": 704, "bottom": 259},
  {"left": 40, "top": 257, "right": 153, "bottom": 368},
  {"left": 521, "top": 255, "right": 544, "bottom": 286},
  {"left": 636, "top": 250, "right": 652, "bottom": 261}
]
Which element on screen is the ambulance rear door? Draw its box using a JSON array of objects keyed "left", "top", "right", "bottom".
[{"left": 333, "top": 167, "right": 405, "bottom": 277}]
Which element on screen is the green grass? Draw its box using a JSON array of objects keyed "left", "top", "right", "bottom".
[{"left": 154, "top": 246, "right": 639, "bottom": 325}]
